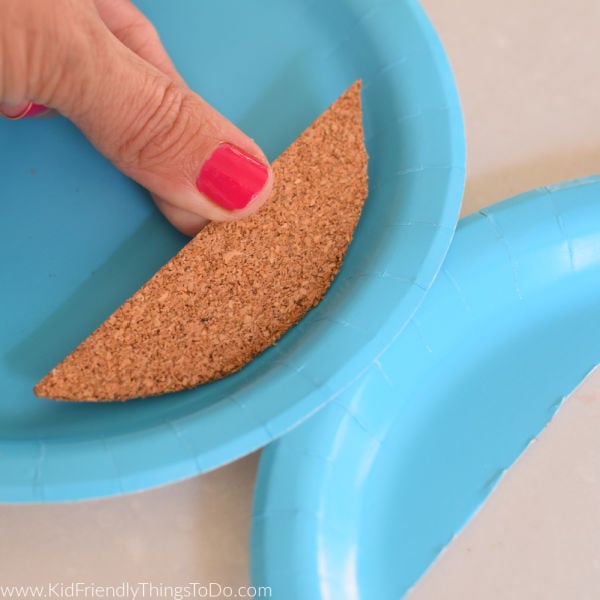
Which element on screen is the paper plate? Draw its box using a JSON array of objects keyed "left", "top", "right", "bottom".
[
  {"left": 251, "top": 176, "right": 600, "bottom": 599},
  {"left": 0, "top": 0, "right": 464, "bottom": 502}
]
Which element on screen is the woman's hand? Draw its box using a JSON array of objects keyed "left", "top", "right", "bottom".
[{"left": 0, "top": 0, "right": 273, "bottom": 236}]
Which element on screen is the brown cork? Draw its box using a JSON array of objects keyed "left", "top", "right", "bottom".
[{"left": 35, "top": 80, "right": 368, "bottom": 401}]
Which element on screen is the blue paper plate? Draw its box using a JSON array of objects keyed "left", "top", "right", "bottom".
[
  {"left": 0, "top": 0, "right": 464, "bottom": 502},
  {"left": 251, "top": 176, "right": 600, "bottom": 599}
]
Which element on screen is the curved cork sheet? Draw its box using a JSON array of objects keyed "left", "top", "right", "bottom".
[{"left": 35, "top": 81, "right": 367, "bottom": 401}]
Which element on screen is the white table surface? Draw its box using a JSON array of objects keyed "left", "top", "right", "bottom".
[
  {"left": 408, "top": 368, "right": 600, "bottom": 599},
  {"left": 3, "top": 0, "right": 600, "bottom": 596}
]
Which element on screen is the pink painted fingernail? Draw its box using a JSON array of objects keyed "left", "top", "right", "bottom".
[
  {"left": 196, "top": 143, "right": 269, "bottom": 211},
  {"left": 22, "top": 103, "right": 48, "bottom": 118},
  {"left": 0, "top": 102, "right": 48, "bottom": 120}
]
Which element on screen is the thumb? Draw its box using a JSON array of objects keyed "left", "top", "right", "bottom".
[{"left": 55, "top": 23, "right": 273, "bottom": 228}]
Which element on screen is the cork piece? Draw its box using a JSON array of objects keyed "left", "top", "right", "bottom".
[{"left": 35, "top": 81, "right": 368, "bottom": 401}]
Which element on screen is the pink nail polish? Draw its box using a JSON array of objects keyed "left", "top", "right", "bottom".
[
  {"left": 1, "top": 102, "right": 48, "bottom": 120},
  {"left": 196, "top": 143, "right": 269, "bottom": 211},
  {"left": 21, "top": 103, "right": 48, "bottom": 118}
]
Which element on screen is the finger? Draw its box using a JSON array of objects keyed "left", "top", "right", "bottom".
[
  {"left": 93, "top": 0, "right": 212, "bottom": 234},
  {"left": 151, "top": 193, "right": 209, "bottom": 236},
  {"left": 93, "top": 0, "right": 184, "bottom": 84},
  {"left": 51, "top": 19, "right": 273, "bottom": 224},
  {"left": 0, "top": 101, "right": 49, "bottom": 119}
]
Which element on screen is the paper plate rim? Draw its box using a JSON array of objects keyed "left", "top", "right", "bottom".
[{"left": 0, "top": 0, "right": 465, "bottom": 502}]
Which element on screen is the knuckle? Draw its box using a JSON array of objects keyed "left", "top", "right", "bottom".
[
  {"left": 117, "top": 82, "right": 197, "bottom": 170},
  {"left": 0, "top": 0, "right": 98, "bottom": 104},
  {"left": 0, "top": 1, "right": 56, "bottom": 99},
  {"left": 113, "top": 16, "right": 161, "bottom": 56}
]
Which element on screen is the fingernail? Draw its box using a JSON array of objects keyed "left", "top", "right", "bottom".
[
  {"left": 196, "top": 143, "right": 269, "bottom": 211},
  {"left": 0, "top": 101, "right": 48, "bottom": 120},
  {"left": 22, "top": 103, "right": 48, "bottom": 118}
]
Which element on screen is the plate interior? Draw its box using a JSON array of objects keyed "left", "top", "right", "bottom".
[{"left": 0, "top": 0, "right": 464, "bottom": 500}]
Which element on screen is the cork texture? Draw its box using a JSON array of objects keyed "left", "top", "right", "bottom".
[{"left": 35, "top": 81, "right": 368, "bottom": 401}]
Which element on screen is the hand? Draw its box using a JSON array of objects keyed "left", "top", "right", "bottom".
[{"left": 0, "top": 0, "right": 273, "bottom": 236}]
